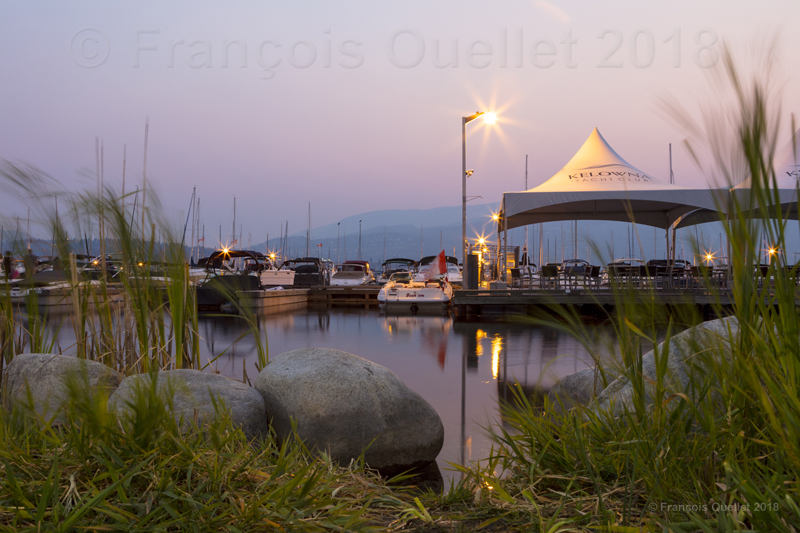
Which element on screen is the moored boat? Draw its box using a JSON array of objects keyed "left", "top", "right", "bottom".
[
  {"left": 280, "top": 257, "right": 329, "bottom": 286},
  {"left": 377, "top": 271, "right": 454, "bottom": 312},
  {"left": 330, "top": 260, "right": 375, "bottom": 286},
  {"left": 195, "top": 249, "right": 266, "bottom": 310}
]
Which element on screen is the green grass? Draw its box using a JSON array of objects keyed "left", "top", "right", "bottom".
[{"left": 0, "top": 375, "right": 416, "bottom": 532}]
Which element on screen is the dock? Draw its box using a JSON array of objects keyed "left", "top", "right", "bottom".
[
  {"left": 307, "top": 286, "right": 381, "bottom": 306},
  {"left": 454, "top": 288, "right": 729, "bottom": 307},
  {"left": 451, "top": 287, "right": 798, "bottom": 316}
]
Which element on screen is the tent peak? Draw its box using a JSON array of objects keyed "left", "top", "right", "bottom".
[{"left": 526, "top": 128, "right": 673, "bottom": 193}]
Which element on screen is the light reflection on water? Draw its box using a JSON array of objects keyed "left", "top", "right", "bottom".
[{"left": 47, "top": 304, "right": 612, "bottom": 481}]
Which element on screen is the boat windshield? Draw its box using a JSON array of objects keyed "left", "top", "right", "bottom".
[
  {"left": 339, "top": 264, "right": 365, "bottom": 272},
  {"left": 390, "top": 272, "right": 413, "bottom": 282}
]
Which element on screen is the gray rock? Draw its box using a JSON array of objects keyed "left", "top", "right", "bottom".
[
  {"left": 1, "top": 353, "right": 123, "bottom": 421},
  {"left": 109, "top": 369, "right": 268, "bottom": 440},
  {"left": 592, "top": 317, "right": 739, "bottom": 417},
  {"left": 547, "top": 367, "right": 606, "bottom": 414},
  {"left": 254, "top": 348, "right": 444, "bottom": 472}
]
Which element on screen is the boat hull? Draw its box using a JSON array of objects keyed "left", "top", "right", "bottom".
[
  {"left": 378, "top": 280, "right": 453, "bottom": 312},
  {"left": 197, "top": 274, "right": 261, "bottom": 310}
]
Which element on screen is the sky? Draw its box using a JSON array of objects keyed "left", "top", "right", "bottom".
[{"left": 1, "top": 0, "right": 799, "bottom": 247}]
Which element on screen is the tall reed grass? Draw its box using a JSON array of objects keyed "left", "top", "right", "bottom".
[{"left": 0, "top": 164, "right": 215, "bottom": 377}]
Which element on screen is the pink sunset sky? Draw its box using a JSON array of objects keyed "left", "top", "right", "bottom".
[{"left": 1, "top": 0, "right": 798, "bottom": 245}]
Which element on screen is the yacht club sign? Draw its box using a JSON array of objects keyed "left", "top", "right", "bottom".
[{"left": 567, "top": 170, "right": 654, "bottom": 183}]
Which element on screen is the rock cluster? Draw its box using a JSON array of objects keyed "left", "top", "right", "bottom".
[
  {"left": 1, "top": 348, "right": 444, "bottom": 475},
  {"left": 547, "top": 317, "right": 739, "bottom": 417}
]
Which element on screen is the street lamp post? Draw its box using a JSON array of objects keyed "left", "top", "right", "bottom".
[{"left": 462, "top": 111, "right": 496, "bottom": 287}]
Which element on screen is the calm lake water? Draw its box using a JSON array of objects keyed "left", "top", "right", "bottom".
[{"left": 42, "top": 304, "right": 612, "bottom": 481}]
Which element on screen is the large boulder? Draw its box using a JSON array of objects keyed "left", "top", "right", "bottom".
[
  {"left": 254, "top": 348, "right": 444, "bottom": 473},
  {"left": 1, "top": 353, "right": 123, "bottom": 421},
  {"left": 591, "top": 317, "right": 739, "bottom": 417},
  {"left": 109, "top": 369, "right": 268, "bottom": 440},
  {"left": 547, "top": 367, "right": 607, "bottom": 414}
]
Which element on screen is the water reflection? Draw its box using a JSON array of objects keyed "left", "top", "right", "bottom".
[{"left": 43, "top": 305, "right": 609, "bottom": 481}]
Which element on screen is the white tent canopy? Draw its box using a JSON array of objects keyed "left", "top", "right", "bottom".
[
  {"left": 501, "top": 128, "right": 719, "bottom": 231},
  {"left": 675, "top": 129, "right": 800, "bottom": 228}
]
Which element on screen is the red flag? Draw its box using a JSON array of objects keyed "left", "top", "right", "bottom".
[
  {"left": 425, "top": 250, "right": 447, "bottom": 280},
  {"left": 317, "top": 243, "right": 322, "bottom": 247}
]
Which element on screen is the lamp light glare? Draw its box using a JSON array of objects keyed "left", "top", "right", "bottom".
[{"left": 483, "top": 112, "right": 497, "bottom": 124}]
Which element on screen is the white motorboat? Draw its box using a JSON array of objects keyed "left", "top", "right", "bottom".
[
  {"left": 377, "top": 271, "right": 454, "bottom": 311},
  {"left": 330, "top": 260, "right": 375, "bottom": 286}
]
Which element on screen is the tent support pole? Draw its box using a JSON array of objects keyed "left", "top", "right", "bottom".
[
  {"left": 666, "top": 214, "right": 670, "bottom": 262},
  {"left": 503, "top": 213, "right": 508, "bottom": 283}
]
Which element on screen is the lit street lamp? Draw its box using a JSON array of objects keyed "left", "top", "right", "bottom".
[{"left": 462, "top": 111, "right": 496, "bottom": 288}]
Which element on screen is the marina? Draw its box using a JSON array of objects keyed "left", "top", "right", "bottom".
[{"left": 2, "top": 3, "right": 799, "bottom": 527}]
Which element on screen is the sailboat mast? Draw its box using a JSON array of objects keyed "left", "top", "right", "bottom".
[
  {"left": 196, "top": 197, "right": 201, "bottom": 259},
  {"left": 307, "top": 203, "right": 311, "bottom": 257},
  {"left": 190, "top": 187, "right": 196, "bottom": 261},
  {"left": 122, "top": 144, "right": 126, "bottom": 218},
  {"left": 539, "top": 224, "right": 543, "bottom": 267},
  {"left": 232, "top": 197, "right": 236, "bottom": 249},
  {"left": 524, "top": 155, "right": 528, "bottom": 257},
  {"left": 668, "top": 143, "right": 674, "bottom": 261},
  {"left": 142, "top": 117, "right": 149, "bottom": 251}
]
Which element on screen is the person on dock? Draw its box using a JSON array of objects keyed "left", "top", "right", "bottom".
[
  {"left": 520, "top": 246, "right": 534, "bottom": 287},
  {"left": 23, "top": 249, "right": 38, "bottom": 279}
]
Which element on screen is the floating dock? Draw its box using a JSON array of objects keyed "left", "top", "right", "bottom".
[{"left": 450, "top": 288, "right": 789, "bottom": 316}]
